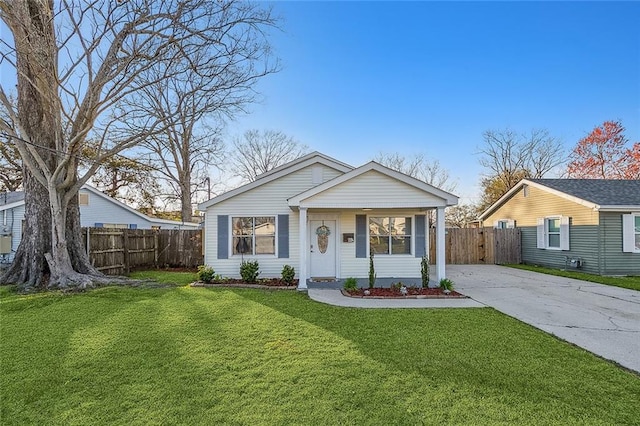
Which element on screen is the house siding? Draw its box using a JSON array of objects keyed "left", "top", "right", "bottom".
[
  {"left": 1, "top": 205, "right": 24, "bottom": 263},
  {"left": 203, "top": 164, "right": 343, "bottom": 277},
  {"left": 483, "top": 185, "right": 598, "bottom": 227},
  {"left": 522, "top": 225, "right": 601, "bottom": 274},
  {"left": 339, "top": 209, "right": 425, "bottom": 281},
  {"left": 599, "top": 212, "right": 640, "bottom": 275},
  {"left": 301, "top": 170, "right": 446, "bottom": 208}
]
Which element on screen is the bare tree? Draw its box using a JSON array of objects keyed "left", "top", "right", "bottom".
[
  {"left": 230, "top": 130, "right": 308, "bottom": 182},
  {"left": 477, "top": 128, "right": 564, "bottom": 210},
  {"left": 0, "top": 0, "right": 279, "bottom": 290},
  {"left": 373, "top": 152, "right": 457, "bottom": 193}
]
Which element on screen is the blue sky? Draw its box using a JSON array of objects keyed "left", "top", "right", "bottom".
[{"left": 230, "top": 1, "right": 640, "bottom": 203}]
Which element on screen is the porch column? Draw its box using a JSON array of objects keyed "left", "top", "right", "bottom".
[
  {"left": 298, "top": 207, "right": 308, "bottom": 290},
  {"left": 436, "top": 206, "right": 446, "bottom": 282}
]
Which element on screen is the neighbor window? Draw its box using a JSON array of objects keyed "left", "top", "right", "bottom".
[
  {"left": 232, "top": 216, "right": 275, "bottom": 255},
  {"left": 546, "top": 217, "right": 561, "bottom": 248},
  {"left": 79, "top": 193, "right": 89, "bottom": 206},
  {"left": 369, "top": 216, "right": 411, "bottom": 255},
  {"left": 537, "top": 216, "right": 569, "bottom": 250}
]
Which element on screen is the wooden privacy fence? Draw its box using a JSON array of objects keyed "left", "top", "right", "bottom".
[
  {"left": 82, "top": 228, "right": 203, "bottom": 275},
  {"left": 429, "top": 228, "right": 521, "bottom": 265}
]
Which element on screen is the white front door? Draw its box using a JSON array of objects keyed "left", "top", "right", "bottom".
[{"left": 309, "top": 220, "right": 336, "bottom": 278}]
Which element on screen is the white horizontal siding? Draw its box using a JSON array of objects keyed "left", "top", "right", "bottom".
[
  {"left": 79, "top": 189, "right": 188, "bottom": 229},
  {"left": 339, "top": 209, "right": 423, "bottom": 279},
  {"left": 1, "top": 205, "right": 24, "bottom": 262},
  {"left": 302, "top": 170, "right": 446, "bottom": 208},
  {"left": 204, "top": 164, "right": 342, "bottom": 278}
]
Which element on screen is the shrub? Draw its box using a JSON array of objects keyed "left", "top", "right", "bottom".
[
  {"left": 391, "top": 281, "right": 402, "bottom": 291},
  {"left": 281, "top": 265, "right": 295, "bottom": 285},
  {"left": 421, "top": 255, "right": 430, "bottom": 288},
  {"left": 240, "top": 260, "right": 260, "bottom": 283},
  {"left": 368, "top": 252, "right": 376, "bottom": 289},
  {"left": 343, "top": 277, "right": 358, "bottom": 291},
  {"left": 197, "top": 265, "right": 215, "bottom": 283},
  {"left": 439, "top": 278, "right": 454, "bottom": 292}
]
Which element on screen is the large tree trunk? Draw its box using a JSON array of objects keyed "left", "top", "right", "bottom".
[{"left": 0, "top": 0, "right": 101, "bottom": 291}]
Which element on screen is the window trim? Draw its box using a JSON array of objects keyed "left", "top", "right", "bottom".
[
  {"left": 368, "top": 215, "right": 413, "bottom": 256},
  {"left": 537, "top": 215, "right": 569, "bottom": 251},
  {"left": 623, "top": 213, "right": 640, "bottom": 254},
  {"left": 230, "top": 215, "right": 277, "bottom": 257},
  {"left": 546, "top": 217, "right": 561, "bottom": 249}
]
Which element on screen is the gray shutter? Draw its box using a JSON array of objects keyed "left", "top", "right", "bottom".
[
  {"left": 217, "top": 215, "right": 228, "bottom": 259},
  {"left": 536, "top": 218, "right": 545, "bottom": 249},
  {"left": 278, "top": 214, "right": 289, "bottom": 258},
  {"left": 622, "top": 214, "right": 635, "bottom": 253},
  {"left": 415, "top": 215, "right": 426, "bottom": 258},
  {"left": 560, "top": 216, "right": 570, "bottom": 251},
  {"left": 356, "top": 214, "right": 367, "bottom": 258}
]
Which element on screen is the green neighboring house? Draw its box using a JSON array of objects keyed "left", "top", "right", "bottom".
[{"left": 479, "top": 179, "right": 640, "bottom": 276}]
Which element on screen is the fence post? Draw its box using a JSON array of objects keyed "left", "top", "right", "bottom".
[
  {"left": 154, "top": 230, "right": 159, "bottom": 267},
  {"left": 123, "top": 229, "right": 130, "bottom": 274}
]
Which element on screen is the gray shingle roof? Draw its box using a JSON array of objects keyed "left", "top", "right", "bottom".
[
  {"left": 0, "top": 191, "right": 25, "bottom": 206},
  {"left": 529, "top": 179, "right": 640, "bottom": 206}
]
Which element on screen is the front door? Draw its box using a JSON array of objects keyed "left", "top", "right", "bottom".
[{"left": 310, "top": 220, "right": 336, "bottom": 279}]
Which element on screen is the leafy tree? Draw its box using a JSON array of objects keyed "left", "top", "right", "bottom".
[
  {"left": 445, "top": 204, "right": 481, "bottom": 228},
  {"left": 0, "top": 0, "right": 279, "bottom": 290},
  {"left": 230, "top": 130, "right": 308, "bottom": 183},
  {"left": 86, "top": 150, "right": 160, "bottom": 212},
  {"left": 566, "top": 120, "right": 639, "bottom": 179},
  {"left": 478, "top": 128, "right": 564, "bottom": 210},
  {"left": 0, "top": 138, "right": 21, "bottom": 192}
]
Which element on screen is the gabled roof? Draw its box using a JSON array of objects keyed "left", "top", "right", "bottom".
[
  {"left": 198, "top": 151, "right": 354, "bottom": 209},
  {"left": 0, "top": 191, "right": 25, "bottom": 211},
  {"left": 288, "top": 161, "right": 459, "bottom": 208},
  {"left": 80, "top": 185, "right": 199, "bottom": 227},
  {"left": 479, "top": 178, "right": 640, "bottom": 220}
]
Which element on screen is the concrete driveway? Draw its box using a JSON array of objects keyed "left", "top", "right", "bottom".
[{"left": 448, "top": 265, "right": 640, "bottom": 374}]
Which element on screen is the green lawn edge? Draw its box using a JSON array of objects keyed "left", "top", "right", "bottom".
[{"left": 505, "top": 264, "right": 640, "bottom": 291}]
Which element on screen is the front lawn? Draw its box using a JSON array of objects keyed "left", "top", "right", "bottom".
[
  {"left": 1, "top": 274, "right": 639, "bottom": 425},
  {"left": 507, "top": 264, "right": 640, "bottom": 291}
]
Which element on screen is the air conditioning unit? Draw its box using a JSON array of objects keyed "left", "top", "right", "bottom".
[{"left": 0, "top": 235, "right": 11, "bottom": 254}]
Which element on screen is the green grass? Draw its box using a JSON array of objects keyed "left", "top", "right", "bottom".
[
  {"left": 1, "top": 273, "right": 639, "bottom": 425},
  {"left": 129, "top": 269, "right": 198, "bottom": 286},
  {"left": 507, "top": 264, "right": 640, "bottom": 291}
]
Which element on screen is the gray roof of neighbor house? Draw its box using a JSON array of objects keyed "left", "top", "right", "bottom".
[
  {"left": 0, "top": 191, "right": 25, "bottom": 206},
  {"left": 529, "top": 179, "right": 640, "bottom": 206}
]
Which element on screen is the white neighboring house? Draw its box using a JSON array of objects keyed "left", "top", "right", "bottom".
[
  {"left": 0, "top": 185, "right": 199, "bottom": 264},
  {"left": 197, "top": 152, "right": 458, "bottom": 290}
]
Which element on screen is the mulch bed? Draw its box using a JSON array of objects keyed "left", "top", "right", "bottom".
[
  {"left": 191, "top": 278, "right": 298, "bottom": 290},
  {"left": 343, "top": 287, "right": 467, "bottom": 299}
]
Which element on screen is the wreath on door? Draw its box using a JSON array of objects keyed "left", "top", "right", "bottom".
[{"left": 315, "top": 224, "right": 331, "bottom": 254}]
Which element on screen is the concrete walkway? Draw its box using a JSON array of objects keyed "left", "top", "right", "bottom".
[{"left": 307, "top": 265, "right": 640, "bottom": 373}]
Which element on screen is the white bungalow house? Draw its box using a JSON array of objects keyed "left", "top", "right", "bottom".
[
  {"left": 1, "top": 185, "right": 199, "bottom": 264},
  {"left": 198, "top": 152, "right": 458, "bottom": 289}
]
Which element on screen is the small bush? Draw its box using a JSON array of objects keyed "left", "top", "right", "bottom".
[
  {"left": 197, "top": 265, "right": 215, "bottom": 283},
  {"left": 421, "top": 255, "right": 430, "bottom": 288},
  {"left": 439, "top": 278, "right": 454, "bottom": 292},
  {"left": 240, "top": 260, "right": 260, "bottom": 283},
  {"left": 368, "top": 252, "right": 376, "bottom": 289},
  {"left": 281, "top": 265, "right": 295, "bottom": 285},
  {"left": 343, "top": 277, "right": 358, "bottom": 291},
  {"left": 391, "top": 282, "right": 403, "bottom": 291}
]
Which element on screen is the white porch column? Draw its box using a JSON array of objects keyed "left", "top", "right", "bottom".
[
  {"left": 298, "top": 207, "right": 308, "bottom": 290},
  {"left": 436, "top": 206, "right": 446, "bottom": 283}
]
